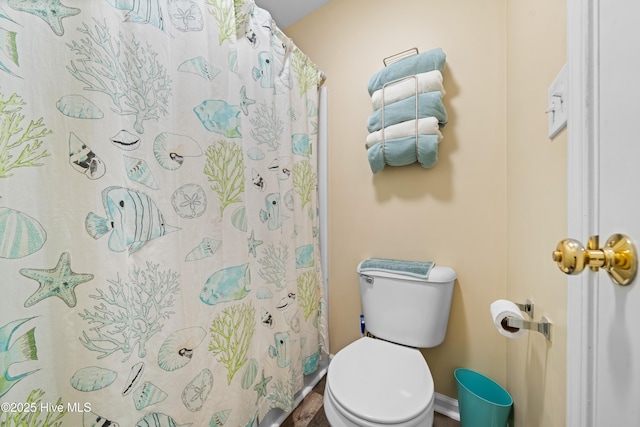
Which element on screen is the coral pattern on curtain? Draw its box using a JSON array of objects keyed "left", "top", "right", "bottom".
[{"left": 0, "top": 0, "right": 326, "bottom": 425}]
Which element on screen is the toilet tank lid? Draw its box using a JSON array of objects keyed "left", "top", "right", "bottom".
[{"left": 357, "top": 262, "right": 456, "bottom": 283}]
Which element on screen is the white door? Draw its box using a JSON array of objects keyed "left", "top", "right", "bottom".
[{"left": 566, "top": 0, "right": 640, "bottom": 425}]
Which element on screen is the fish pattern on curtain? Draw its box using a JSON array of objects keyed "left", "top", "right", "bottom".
[{"left": 0, "top": 0, "right": 326, "bottom": 426}]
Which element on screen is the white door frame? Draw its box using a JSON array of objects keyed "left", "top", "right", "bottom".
[{"left": 566, "top": 0, "right": 599, "bottom": 425}]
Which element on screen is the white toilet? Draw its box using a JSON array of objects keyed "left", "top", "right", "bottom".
[{"left": 324, "top": 260, "right": 456, "bottom": 427}]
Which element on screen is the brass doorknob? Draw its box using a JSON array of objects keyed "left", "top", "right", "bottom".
[{"left": 552, "top": 234, "right": 637, "bottom": 286}]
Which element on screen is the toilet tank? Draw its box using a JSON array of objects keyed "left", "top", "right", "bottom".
[{"left": 357, "top": 261, "right": 456, "bottom": 348}]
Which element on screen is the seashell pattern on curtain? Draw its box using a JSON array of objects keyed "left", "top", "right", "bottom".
[{"left": 0, "top": 0, "right": 326, "bottom": 425}]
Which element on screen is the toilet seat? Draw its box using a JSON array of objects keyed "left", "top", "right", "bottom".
[{"left": 326, "top": 337, "right": 434, "bottom": 426}]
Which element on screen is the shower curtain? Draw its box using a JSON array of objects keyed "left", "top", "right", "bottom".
[{"left": 0, "top": 1, "right": 326, "bottom": 426}]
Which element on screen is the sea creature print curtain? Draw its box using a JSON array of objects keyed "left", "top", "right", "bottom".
[{"left": 0, "top": 0, "right": 326, "bottom": 425}]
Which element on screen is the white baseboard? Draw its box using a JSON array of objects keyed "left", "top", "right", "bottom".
[{"left": 434, "top": 392, "right": 460, "bottom": 421}]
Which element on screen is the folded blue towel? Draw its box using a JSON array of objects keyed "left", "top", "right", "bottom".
[
  {"left": 367, "top": 92, "right": 447, "bottom": 133},
  {"left": 360, "top": 258, "right": 435, "bottom": 279},
  {"left": 367, "top": 134, "right": 439, "bottom": 174},
  {"left": 367, "top": 48, "right": 447, "bottom": 96}
]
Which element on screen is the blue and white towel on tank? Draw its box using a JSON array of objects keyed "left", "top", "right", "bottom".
[{"left": 359, "top": 258, "right": 434, "bottom": 279}]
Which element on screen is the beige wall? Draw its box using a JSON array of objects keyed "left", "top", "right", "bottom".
[
  {"left": 287, "top": 0, "right": 567, "bottom": 425},
  {"left": 506, "top": 0, "right": 567, "bottom": 426}
]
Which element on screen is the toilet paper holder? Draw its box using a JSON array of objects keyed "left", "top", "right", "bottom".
[
  {"left": 515, "top": 299, "right": 534, "bottom": 318},
  {"left": 507, "top": 299, "right": 553, "bottom": 342}
]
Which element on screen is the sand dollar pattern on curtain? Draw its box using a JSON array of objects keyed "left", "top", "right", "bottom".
[{"left": 0, "top": 0, "right": 325, "bottom": 426}]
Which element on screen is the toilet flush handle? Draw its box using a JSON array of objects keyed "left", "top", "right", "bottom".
[{"left": 360, "top": 274, "right": 374, "bottom": 284}]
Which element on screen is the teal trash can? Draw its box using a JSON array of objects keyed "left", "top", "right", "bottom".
[{"left": 455, "top": 368, "right": 513, "bottom": 427}]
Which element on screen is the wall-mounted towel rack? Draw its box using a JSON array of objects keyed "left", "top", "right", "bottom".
[
  {"left": 383, "top": 47, "right": 419, "bottom": 66},
  {"left": 379, "top": 75, "right": 419, "bottom": 162},
  {"left": 365, "top": 47, "right": 446, "bottom": 173}
]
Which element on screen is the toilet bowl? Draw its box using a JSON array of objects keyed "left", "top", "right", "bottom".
[{"left": 323, "top": 337, "right": 435, "bottom": 427}]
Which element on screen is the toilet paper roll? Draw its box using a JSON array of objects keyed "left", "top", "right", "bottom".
[{"left": 490, "top": 299, "right": 527, "bottom": 339}]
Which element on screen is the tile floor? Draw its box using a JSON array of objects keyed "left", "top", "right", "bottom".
[{"left": 281, "top": 377, "right": 461, "bottom": 427}]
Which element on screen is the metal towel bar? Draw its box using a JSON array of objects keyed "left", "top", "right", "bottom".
[{"left": 383, "top": 47, "right": 419, "bottom": 66}]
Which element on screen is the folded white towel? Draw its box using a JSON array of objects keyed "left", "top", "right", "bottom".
[
  {"left": 365, "top": 117, "right": 442, "bottom": 148},
  {"left": 371, "top": 70, "right": 445, "bottom": 110}
]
